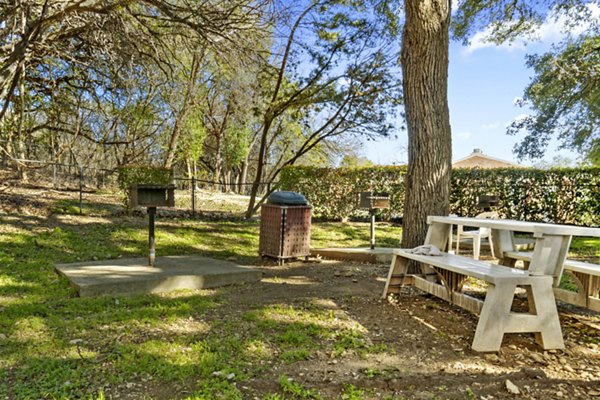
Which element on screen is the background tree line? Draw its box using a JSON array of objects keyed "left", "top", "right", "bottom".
[{"left": 0, "top": 0, "right": 402, "bottom": 218}]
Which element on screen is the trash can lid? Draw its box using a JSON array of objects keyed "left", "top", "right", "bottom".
[{"left": 266, "top": 191, "right": 309, "bottom": 206}]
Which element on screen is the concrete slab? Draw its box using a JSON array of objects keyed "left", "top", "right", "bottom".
[
  {"left": 55, "top": 255, "right": 262, "bottom": 297},
  {"left": 311, "top": 238, "right": 535, "bottom": 264}
]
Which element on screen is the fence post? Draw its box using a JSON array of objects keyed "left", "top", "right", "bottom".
[
  {"left": 52, "top": 163, "right": 57, "bottom": 189},
  {"left": 79, "top": 167, "right": 83, "bottom": 214},
  {"left": 191, "top": 176, "right": 196, "bottom": 215}
]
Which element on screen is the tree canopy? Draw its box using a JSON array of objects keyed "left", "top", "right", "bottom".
[
  {"left": 0, "top": 0, "right": 401, "bottom": 204},
  {"left": 1, "top": 0, "right": 597, "bottom": 229},
  {"left": 509, "top": 34, "right": 600, "bottom": 165},
  {"left": 453, "top": 0, "right": 600, "bottom": 165}
]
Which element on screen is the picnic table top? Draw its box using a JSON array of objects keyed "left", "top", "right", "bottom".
[{"left": 428, "top": 216, "right": 600, "bottom": 237}]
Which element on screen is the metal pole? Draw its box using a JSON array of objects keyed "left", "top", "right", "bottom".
[
  {"left": 148, "top": 206, "right": 156, "bottom": 267},
  {"left": 191, "top": 177, "right": 196, "bottom": 215},
  {"left": 79, "top": 167, "right": 83, "bottom": 214},
  {"left": 370, "top": 209, "right": 376, "bottom": 250},
  {"left": 53, "top": 163, "right": 57, "bottom": 189}
]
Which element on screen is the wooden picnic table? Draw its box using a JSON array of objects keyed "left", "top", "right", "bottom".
[
  {"left": 384, "top": 216, "right": 600, "bottom": 352},
  {"left": 430, "top": 216, "right": 600, "bottom": 286}
]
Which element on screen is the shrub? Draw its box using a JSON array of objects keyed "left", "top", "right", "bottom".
[
  {"left": 279, "top": 165, "right": 407, "bottom": 221},
  {"left": 279, "top": 166, "right": 600, "bottom": 226}
]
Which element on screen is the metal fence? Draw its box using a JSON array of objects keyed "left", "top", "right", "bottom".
[{"left": 1, "top": 160, "right": 275, "bottom": 216}]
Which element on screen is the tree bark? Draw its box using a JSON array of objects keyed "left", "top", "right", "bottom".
[{"left": 401, "top": 0, "right": 452, "bottom": 249}]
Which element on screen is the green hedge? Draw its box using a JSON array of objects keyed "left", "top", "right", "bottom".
[
  {"left": 279, "top": 166, "right": 600, "bottom": 226},
  {"left": 279, "top": 166, "right": 407, "bottom": 221}
]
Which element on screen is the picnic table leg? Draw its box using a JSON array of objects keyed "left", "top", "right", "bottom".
[
  {"left": 382, "top": 255, "right": 410, "bottom": 299},
  {"left": 472, "top": 281, "right": 516, "bottom": 352},
  {"left": 529, "top": 233, "right": 571, "bottom": 287},
  {"left": 422, "top": 221, "right": 451, "bottom": 276},
  {"left": 525, "top": 283, "right": 565, "bottom": 349},
  {"left": 492, "top": 229, "right": 516, "bottom": 266},
  {"left": 473, "top": 279, "right": 565, "bottom": 352}
]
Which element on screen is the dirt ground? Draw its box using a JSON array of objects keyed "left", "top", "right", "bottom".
[{"left": 230, "top": 259, "right": 600, "bottom": 399}]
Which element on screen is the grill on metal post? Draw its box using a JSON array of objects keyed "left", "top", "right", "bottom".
[
  {"left": 129, "top": 184, "right": 175, "bottom": 266},
  {"left": 358, "top": 192, "right": 390, "bottom": 249},
  {"left": 476, "top": 194, "right": 499, "bottom": 211},
  {"left": 259, "top": 191, "right": 312, "bottom": 265}
]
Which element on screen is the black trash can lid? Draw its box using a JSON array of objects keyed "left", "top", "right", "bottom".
[{"left": 266, "top": 191, "right": 309, "bottom": 206}]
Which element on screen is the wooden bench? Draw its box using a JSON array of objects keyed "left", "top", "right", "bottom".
[
  {"left": 503, "top": 250, "right": 600, "bottom": 312},
  {"left": 383, "top": 250, "right": 564, "bottom": 352}
]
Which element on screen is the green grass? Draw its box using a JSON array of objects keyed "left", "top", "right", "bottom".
[
  {"left": 569, "top": 236, "right": 600, "bottom": 260},
  {"left": 277, "top": 375, "right": 323, "bottom": 400},
  {"left": 1, "top": 201, "right": 599, "bottom": 399},
  {"left": 311, "top": 221, "right": 402, "bottom": 249},
  {"left": 50, "top": 199, "right": 121, "bottom": 217},
  {"left": 0, "top": 211, "right": 402, "bottom": 398}
]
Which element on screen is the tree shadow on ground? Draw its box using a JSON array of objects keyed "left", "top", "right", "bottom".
[{"left": 1, "top": 213, "right": 598, "bottom": 399}]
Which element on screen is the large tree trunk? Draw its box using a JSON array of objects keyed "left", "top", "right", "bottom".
[{"left": 401, "top": 0, "right": 452, "bottom": 249}]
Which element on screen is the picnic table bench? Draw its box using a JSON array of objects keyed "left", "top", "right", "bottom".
[
  {"left": 503, "top": 251, "right": 600, "bottom": 311},
  {"left": 383, "top": 249, "right": 562, "bottom": 352},
  {"left": 383, "top": 216, "right": 600, "bottom": 352}
]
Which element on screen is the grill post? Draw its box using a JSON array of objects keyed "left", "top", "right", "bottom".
[
  {"left": 148, "top": 206, "right": 156, "bottom": 266},
  {"left": 358, "top": 192, "right": 390, "bottom": 250},
  {"left": 129, "top": 183, "right": 175, "bottom": 267},
  {"left": 370, "top": 209, "right": 376, "bottom": 249}
]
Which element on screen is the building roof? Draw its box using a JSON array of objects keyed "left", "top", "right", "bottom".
[{"left": 452, "top": 149, "right": 522, "bottom": 169}]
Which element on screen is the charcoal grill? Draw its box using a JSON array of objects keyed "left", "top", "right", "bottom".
[
  {"left": 129, "top": 184, "right": 175, "bottom": 266},
  {"left": 476, "top": 194, "right": 499, "bottom": 211},
  {"left": 358, "top": 192, "right": 390, "bottom": 249}
]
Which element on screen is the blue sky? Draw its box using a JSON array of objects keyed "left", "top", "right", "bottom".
[{"left": 363, "top": 4, "right": 599, "bottom": 166}]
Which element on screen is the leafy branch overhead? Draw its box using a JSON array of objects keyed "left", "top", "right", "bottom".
[
  {"left": 244, "top": 0, "right": 402, "bottom": 217},
  {"left": 0, "top": 0, "right": 269, "bottom": 120},
  {"left": 509, "top": 35, "right": 600, "bottom": 164},
  {"left": 453, "top": 0, "right": 600, "bottom": 165}
]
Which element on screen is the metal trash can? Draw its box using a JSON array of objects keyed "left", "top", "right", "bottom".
[{"left": 259, "top": 191, "right": 312, "bottom": 264}]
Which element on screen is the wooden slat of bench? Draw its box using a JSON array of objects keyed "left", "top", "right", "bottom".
[
  {"left": 393, "top": 250, "right": 532, "bottom": 284},
  {"left": 565, "top": 260, "right": 600, "bottom": 275},
  {"left": 504, "top": 251, "right": 600, "bottom": 276}
]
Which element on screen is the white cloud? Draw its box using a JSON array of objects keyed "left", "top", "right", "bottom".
[
  {"left": 463, "top": 3, "right": 600, "bottom": 55},
  {"left": 535, "top": 3, "right": 600, "bottom": 41},
  {"left": 481, "top": 122, "right": 500, "bottom": 130},
  {"left": 456, "top": 131, "right": 472, "bottom": 140},
  {"left": 464, "top": 27, "right": 526, "bottom": 54},
  {"left": 506, "top": 113, "right": 530, "bottom": 127}
]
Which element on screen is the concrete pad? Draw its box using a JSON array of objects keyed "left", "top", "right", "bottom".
[{"left": 55, "top": 255, "right": 262, "bottom": 297}]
